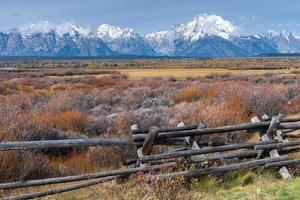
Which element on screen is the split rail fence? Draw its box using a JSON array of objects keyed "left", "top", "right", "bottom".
[{"left": 1, "top": 114, "right": 300, "bottom": 200}]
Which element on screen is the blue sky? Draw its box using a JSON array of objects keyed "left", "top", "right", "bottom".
[{"left": 1, "top": 0, "right": 300, "bottom": 35}]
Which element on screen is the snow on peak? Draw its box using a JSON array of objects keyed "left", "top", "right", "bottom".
[
  {"left": 185, "top": 14, "right": 237, "bottom": 40},
  {"left": 18, "top": 21, "right": 91, "bottom": 37},
  {"left": 264, "top": 30, "right": 296, "bottom": 38},
  {"left": 96, "top": 24, "right": 135, "bottom": 42},
  {"left": 145, "top": 14, "right": 238, "bottom": 54},
  {"left": 147, "top": 14, "right": 237, "bottom": 42}
]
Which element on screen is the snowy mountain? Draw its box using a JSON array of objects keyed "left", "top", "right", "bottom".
[
  {"left": 1, "top": 15, "right": 300, "bottom": 57},
  {"left": 0, "top": 22, "right": 114, "bottom": 56},
  {"left": 19, "top": 21, "right": 92, "bottom": 37},
  {"left": 173, "top": 35, "right": 248, "bottom": 57},
  {"left": 261, "top": 31, "right": 300, "bottom": 53},
  {"left": 145, "top": 14, "right": 238, "bottom": 55},
  {"left": 145, "top": 14, "right": 300, "bottom": 57},
  {"left": 96, "top": 24, "right": 156, "bottom": 56},
  {"left": 230, "top": 35, "right": 278, "bottom": 55},
  {"left": 230, "top": 31, "right": 300, "bottom": 55}
]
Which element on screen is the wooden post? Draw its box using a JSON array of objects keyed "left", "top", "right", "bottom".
[
  {"left": 183, "top": 123, "right": 206, "bottom": 162},
  {"left": 251, "top": 115, "right": 269, "bottom": 159},
  {"left": 252, "top": 115, "right": 291, "bottom": 180},
  {"left": 142, "top": 126, "right": 160, "bottom": 155},
  {"left": 131, "top": 124, "right": 146, "bottom": 167},
  {"left": 265, "top": 114, "right": 284, "bottom": 138}
]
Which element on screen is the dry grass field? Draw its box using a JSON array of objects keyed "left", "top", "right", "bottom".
[
  {"left": 116, "top": 68, "right": 298, "bottom": 80},
  {"left": 0, "top": 58, "right": 300, "bottom": 199}
]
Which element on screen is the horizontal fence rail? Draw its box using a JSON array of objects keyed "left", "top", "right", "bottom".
[
  {"left": 0, "top": 139, "right": 135, "bottom": 151},
  {"left": 254, "top": 141, "right": 300, "bottom": 150},
  {"left": 265, "top": 158, "right": 300, "bottom": 168},
  {"left": 4, "top": 176, "right": 118, "bottom": 200},
  {"left": 157, "top": 156, "right": 290, "bottom": 179},
  {"left": 134, "top": 121, "right": 300, "bottom": 141},
  {"left": 124, "top": 147, "right": 300, "bottom": 165},
  {"left": 132, "top": 118, "right": 300, "bottom": 135},
  {"left": 0, "top": 162, "right": 177, "bottom": 190},
  {"left": 139, "top": 140, "right": 278, "bottom": 162}
]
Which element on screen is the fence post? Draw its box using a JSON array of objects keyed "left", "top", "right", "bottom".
[
  {"left": 251, "top": 115, "right": 291, "bottom": 180},
  {"left": 131, "top": 124, "right": 146, "bottom": 167},
  {"left": 141, "top": 126, "right": 160, "bottom": 155},
  {"left": 182, "top": 123, "right": 207, "bottom": 162}
]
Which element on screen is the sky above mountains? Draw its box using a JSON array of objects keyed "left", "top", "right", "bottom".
[{"left": 1, "top": 0, "right": 300, "bottom": 35}]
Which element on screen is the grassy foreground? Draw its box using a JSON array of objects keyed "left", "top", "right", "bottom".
[{"left": 43, "top": 170, "right": 300, "bottom": 200}]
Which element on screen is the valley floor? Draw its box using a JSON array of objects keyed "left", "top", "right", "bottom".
[
  {"left": 0, "top": 59, "right": 300, "bottom": 200},
  {"left": 116, "top": 68, "right": 298, "bottom": 80}
]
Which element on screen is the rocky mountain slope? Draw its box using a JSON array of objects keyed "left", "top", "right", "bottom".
[{"left": 1, "top": 15, "right": 300, "bottom": 57}]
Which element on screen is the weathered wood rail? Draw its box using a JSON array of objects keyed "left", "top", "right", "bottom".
[
  {"left": 157, "top": 156, "right": 290, "bottom": 179},
  {"left": 1, "top": 114, "right": 300, "bottom": 200},
  {"left": 0, "top": 162, "right": 177, "bottom": 190},
  {"left": 133, "top": 121, "right": 300, "bottom": 141},
  {"left": 139, "top": 140, "right": 278, "bottom": 162},
  {"left": 132, "top": 117, "right": 300, "bottom": 135},
  {"left": 4, "top": 176, "right": 118, "bottom": 200},
  {"left": 0, "top": 139, "right": 135, "bottom": 151}
]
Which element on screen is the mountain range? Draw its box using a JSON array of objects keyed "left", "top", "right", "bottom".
[{"left": 1, "top": 14, "right": 300, "bottom": 58}]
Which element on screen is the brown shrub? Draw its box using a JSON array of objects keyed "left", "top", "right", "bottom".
[
  {"left": 106, "top": 111, "right": 137, "bottom": 138},
  {"left": 49, "top": 111, "right": 87, "bottom": 132},
  {"left": 50, "top": 151, "right": 93, "bottom": 175},
  {"left": 0, "top": 151, "right": 57, "bottom": 183},
  {"left": 135, "top": 106, "right": 170, "bottom": 129},
  {"left": 125, "top": 87, "right": 152, "bottom": 109},
  {"left": 89, "top": 147, "right": 123, "bottom": 169},
  {"left": 0, "top": 81, "right": 18, "bottom": 95},
  {"left": 174, "top": 84, "right": 201, "bottom": 103},
  {"left": 87, "top": 76, "right": 121, "bottom": 88},
  {"left": 50, "top": 147, "right": 122, "bottom": 175},
  {"left": 242, "top": 84, "right": 287, "bottom": 116},
  {"left": 45, "top": 90, "right": 96, "bottom": 114},
  {"left": 172, "top": 102, "right": 201, "bottom": 125}
]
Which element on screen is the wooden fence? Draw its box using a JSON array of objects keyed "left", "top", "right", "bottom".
[{"left": 1, "top": 114, "right": 300, "bottom": 200}]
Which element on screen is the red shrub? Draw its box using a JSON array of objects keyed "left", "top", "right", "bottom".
[
  {"left": 173, "top": 84, "right": 201, "bottom": 103},
  {"left": 49, "top": 111, "right": 87, "bottom": 132}
]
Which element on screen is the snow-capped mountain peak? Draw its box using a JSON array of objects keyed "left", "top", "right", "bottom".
[
  {"left": 96, "top": 24, "right": 155, "bottom": 56},
  {"left": 145, "top": 14, "right": 238, "bottom": 54},
  {"left": 96, "top": 24, "right": 135, "bottom": 42},
  {"left": 185, "top": 14, "right": 237, "bottom": 40},
  {"left": 259, "top": 30, "right": 300, "bottom": 53},
  {"left": 264, "top": 30, "right": 297, "bottom": 39},
  {"left": 147, "top": 14, "right": 237, "bottom": 41},
  {"left": 18, "top": 21, "right": 91, "bottom": 37}
]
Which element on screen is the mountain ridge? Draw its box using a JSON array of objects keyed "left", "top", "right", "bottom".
[{"left": 1, "top": 14, "right": 300, "bottom": 57}]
